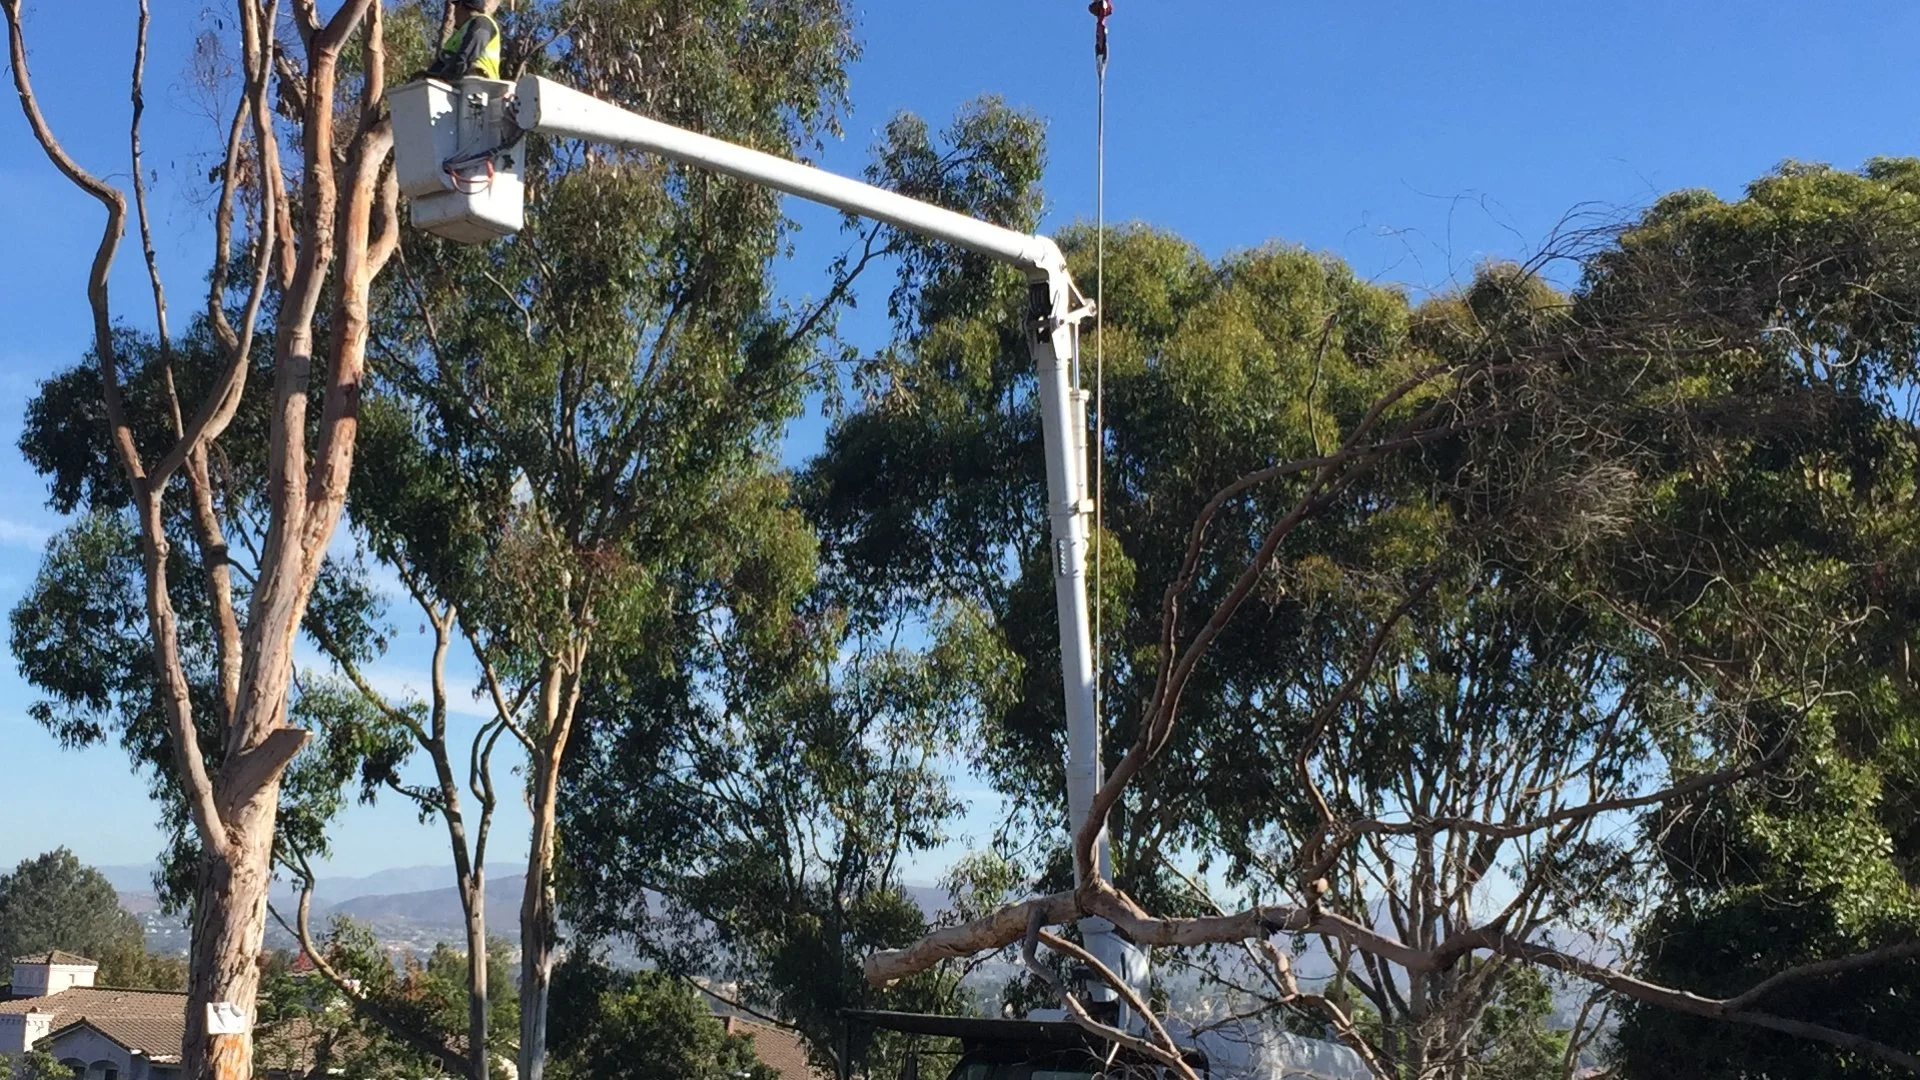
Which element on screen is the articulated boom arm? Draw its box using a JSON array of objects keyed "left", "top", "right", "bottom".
[{"left": 392, "top": 73, "right": 1142, "bottom": 1007}]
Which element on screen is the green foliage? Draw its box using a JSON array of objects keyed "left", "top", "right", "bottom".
[
  {"left": 1616, "top": 718, "right": 1920, "bottom": 1079},
  {"left": 546, "top": 957, "right": 777, "bottom": 1080},
  {"left": 801, "top": 121, "right": 1920, "bottom": 1075},
  {"left": 356, "top": 0, "right": 864, "bottom": 694},
  {"left": 1564, "top": 161, "right": 1920, "bottom": 1078},
  {"left": 257, "top": 920, "right": 519, "bottom": 1080},
  {"left": 10, "top": 328, "right": 415, "bottom": 910},
  {"left": 257, "top": 927, "right": 423, "bottom": 1080},
  {"left": 419, "top": 937, "right": 522, "bottom": 1066},
  {"left": 1472, "top": 968, "right": 1570, "bottom": 1080},
  {"left": 2, "top": 1050, "right": 78, "bottom": 1080},
  {"left": 560, "top": 611, "right": 979, "bottom": 1070},
  {"left": 799, "top": 108, "right": 1647, "bottom": 1073},
  {"left": 351, "top": 3, "right": 877, "bottom": 1076},
  {"left": 805, "top": 212, "right": 1447, "bottom": 881},
  {"left": 0, "top": 849, "right": 180, "bottom": 990},
  {"left": 547, "top": 98, "right": 1052, "bottom": 1077}
]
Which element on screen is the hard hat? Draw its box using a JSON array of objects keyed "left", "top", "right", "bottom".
[{"left": 459, "top": 0, "right": 488, "bottom": 10}]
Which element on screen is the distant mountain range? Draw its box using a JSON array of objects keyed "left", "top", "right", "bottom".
[
  {"left": 112, "top": 864, "right": 952, "bottom": 959},
  {"left": 102, "top": 863, "right": 524, "bottom": 906},
  {"left": 111, "top": 864, "right": 532, "bottom": 956}
]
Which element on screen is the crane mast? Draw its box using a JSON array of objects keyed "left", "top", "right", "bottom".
[{"left": 390, "top": 74, "right": 1145, "bottom": 1015}]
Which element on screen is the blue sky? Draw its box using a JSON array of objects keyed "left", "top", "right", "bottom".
[{"left": 3, "top": 1, "right": 1918, "bottom": 882}]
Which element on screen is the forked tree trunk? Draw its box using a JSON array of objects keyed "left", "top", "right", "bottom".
[
  {"left": 317, "top": 597, "right": 496, "bottom": 1080},
  {"left": 2, "top": 2, "right": 396, "bottom": 1078}
]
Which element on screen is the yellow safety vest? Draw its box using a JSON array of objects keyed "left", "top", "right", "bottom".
[{"left": 440, "top": 14, "right": 502, "bottom": 80}]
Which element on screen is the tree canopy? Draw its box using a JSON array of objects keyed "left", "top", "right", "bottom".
[
  {"left": 546, "top": 957, "right": 779, "bottom": 1080},
  {"left": 825, "top": 151, "right": 1920, "bottom": 1075},
  {"left": 0, "top": 849, "right": 183, "bottom": 991}
]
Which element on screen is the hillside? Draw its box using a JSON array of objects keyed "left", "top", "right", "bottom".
[{"left": 115, "top": 865, "right": 528, "bottom": 958}]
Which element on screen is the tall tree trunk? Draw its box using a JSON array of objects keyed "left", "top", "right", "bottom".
[
  {"left": 465, "top": 878, "right": 490, "bottom": 1080},
  {"left": 318, "top": 597, "right": 496, "bottom": 1080},
  {"left": 518, "top": 825, "right": 556, "bottom": 1080},
  {"left": 3, "top": 1, "right": 393, "bottom": 1078},
  {"left": 518, "top": 658, "right": 582, "bottom": 1080},
  {"left": 428, "top": 605, "right": 494, "bottom": 1080},
  {"left": 186, "top": 807, "right": 282, "bottom": 1080}
]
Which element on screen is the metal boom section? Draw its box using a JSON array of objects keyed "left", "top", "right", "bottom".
[{"left": 500, "top": 76, "right": 1141, "bottom": 1004}]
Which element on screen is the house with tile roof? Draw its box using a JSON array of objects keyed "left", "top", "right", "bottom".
[
  {"left": 1, "top": 953, "right": 187, "bottom": 1080},
  {"left": 719, "top": 1016, "right": 828, "bottom": 1080}
]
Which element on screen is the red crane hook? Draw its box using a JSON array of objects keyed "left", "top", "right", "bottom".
[{"left": 1089, "top": 0, "right": 1112, "bottom": 60}]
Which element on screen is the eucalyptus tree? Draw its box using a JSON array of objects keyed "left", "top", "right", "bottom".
[
  {"left": 336, "top": 4, "right": 864, "bottom": 1078},
  {"left": 814, "top": 148, "right": 1920, "bottom": 1070},
  {"left": 1570, "top": 162, "right": 1920, "bottom": 1079},
  {"left": 4, "top": 0, "right": 409, "bottom": 1073}
]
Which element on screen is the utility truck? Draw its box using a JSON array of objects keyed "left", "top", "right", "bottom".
[{"left": 389, "top": 74, "right": 1368, "bottom": 1080}]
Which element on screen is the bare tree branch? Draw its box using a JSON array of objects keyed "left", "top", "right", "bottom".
[{"left": 870, "top": 881, "right": 1920, "bottom": 1072}]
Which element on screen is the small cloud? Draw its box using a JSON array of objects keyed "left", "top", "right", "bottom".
[{"left": 0, "top": 518, "right": 52, "bottom": 550}]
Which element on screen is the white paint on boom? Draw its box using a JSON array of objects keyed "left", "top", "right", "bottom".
[{"left": 390, "top": 71, "right": 1145, "bottom": 1017}]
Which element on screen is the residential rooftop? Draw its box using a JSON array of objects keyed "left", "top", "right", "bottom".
[
  {"left": 0, "top": 986, "right": 187, "bottom": 1019},
  {"left": 49, "top": 1015, "right": 188, "bottom": 1065},
  {"left": 9, "top": 951, "right": 97, "bottom": 967}
]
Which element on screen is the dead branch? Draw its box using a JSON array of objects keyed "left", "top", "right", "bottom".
[
  {"left": 868, "top": 881, "right": 1920, "bottom": 1072},
  {"left": 3, "top": 0, "right": 136, "bottom": 480},
  {"left": 152, "top": 0, "right": 280, "bottom": 493}
]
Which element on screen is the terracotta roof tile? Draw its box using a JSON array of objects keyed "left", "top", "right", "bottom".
[
  {"left": 10, "top": 952, "right": 97, "bottom": 967},
  {"left": 48, "top": 1015, "right": 187, "bottom": 1063},
  {"left": 723, "top": 1017, "right": 828, "bottom": 1080},
  {"left": 0, "top": 987, "right": 187, "bottom": 1023}
]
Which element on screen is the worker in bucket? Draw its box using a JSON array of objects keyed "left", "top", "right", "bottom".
[{"left": 426, "top": 0, "right": 502, "bottom": 81}]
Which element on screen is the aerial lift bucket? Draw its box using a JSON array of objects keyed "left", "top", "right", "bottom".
[{"left": 389, "top": 77, "right": 527, "bottom": 243}]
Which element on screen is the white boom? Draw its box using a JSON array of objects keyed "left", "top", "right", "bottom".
[{"left": 389, "top": 75, "right": 1145, "bottom": 1013}]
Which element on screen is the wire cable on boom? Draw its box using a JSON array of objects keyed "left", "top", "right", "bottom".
[{"left": 1090, "top": 0, "right": 1111, "bottom": 726}]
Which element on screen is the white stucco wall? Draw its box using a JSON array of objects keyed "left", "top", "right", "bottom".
[
  {"left": 44, "top": 1024, "right": 144, "bottom": 1080},
  {"left": 0, "top": 1011, "right": 54, "bottom": 1055},
  {"left": 9, "top": 962, "right": 96, "bottom": 998}
]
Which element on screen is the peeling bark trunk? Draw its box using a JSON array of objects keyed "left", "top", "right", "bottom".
[
  {"left": 518, "top": 659, "right": 582, "bottom": 1080},
  {"left": 518, "top": 822, "right": 556, "bottom": 1080},
  {"left": 464, "top": 876, "right": 490, "bottom": 1080},
  {"left": 187, "top": 803, "right": 281, "bottom": 1080}
]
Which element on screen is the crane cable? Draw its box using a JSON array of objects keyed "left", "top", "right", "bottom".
[{"left": 1090, "top": 0, "right": 1111, "bottom": 726}]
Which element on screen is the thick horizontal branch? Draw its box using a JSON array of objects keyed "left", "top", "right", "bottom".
[
  {"left": 1724, "top": 937, "right": 1920, "bottom": 1011},
  {"left": 1493, "top": 935, "right": 1920, "bottom": 1072},
  {"left": 865, "top": 893, "right": 1076, "bottom": 985},
  {"left": 866, "top": 883, "right": 1920, "bottom": 1072}
]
